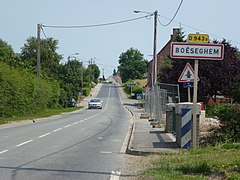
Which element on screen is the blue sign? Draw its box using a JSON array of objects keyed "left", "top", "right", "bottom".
[
  {"left": 127, "top": 83, "right": 136, "bottom": 87},
  {"left": 136, "top": 94, "right": 143, "bottom": 99},
  {"left": 183, "top": 82, "right": 194, "bottom": 88}
]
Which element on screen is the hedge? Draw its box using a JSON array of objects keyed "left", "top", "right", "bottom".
[{"left": 0, "top": 62, "right": 60, "bottom": 118}]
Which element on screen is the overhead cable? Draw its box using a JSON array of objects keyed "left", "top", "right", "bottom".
[
  {"left": 158, "top": 14, "right": 240, "bottom": 45},
  {"left": 158, "top": 0, "right": 184, "bottom": 26},
  {"left": 42, "top": 15, "right": 152, "bottom": 29}
]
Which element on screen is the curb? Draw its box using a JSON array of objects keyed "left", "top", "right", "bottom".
[
  {"left": 124, "top": 104, "right": 180, "bottom": 156},
  {"left": 124, "top": 105, "right": 152, "bottom": 156}
]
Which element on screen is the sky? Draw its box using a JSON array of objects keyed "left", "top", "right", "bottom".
[{"left": 1, "top": 0, "right": 239, "bottom": 78}]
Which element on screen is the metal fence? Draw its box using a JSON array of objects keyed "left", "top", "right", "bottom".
[{"left": 144, "top": 83, "right": 180, "bottom": 125}]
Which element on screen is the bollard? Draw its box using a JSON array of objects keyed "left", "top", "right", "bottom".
[
  {"left": 165, "top": 103, "right": 176, "bottom": 133},
  {"left": 180, "top": 108, "right": 192, "bottom": 148},
  {"left": 175, "top": 102, "right": 201, "bottom": 148}
]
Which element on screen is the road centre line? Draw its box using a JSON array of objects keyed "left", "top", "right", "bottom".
[
  {"left": 38, "top": 133, "right": 51, "bottom": 138},
  {"left": 72, "top": 122, "right": 79, "bottom": 125},
  {"left": 0, "top": 150, "right": 8, "bottom": 154},
  {"left": 64, "top": 124, "right": 71, "bottom": 128},
  {"left": 16, "top": 140, "right": 33, "bottom": 147},
  {"left": 53, "top": 128, "right": 62, "bottom": 132},
  {"left": 99, "top": 151, "right": 112, "bottom": 154}
]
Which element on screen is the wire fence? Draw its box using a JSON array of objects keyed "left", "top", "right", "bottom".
[{"left": 144, "top": 83, "right": 180, "bottom": 125}]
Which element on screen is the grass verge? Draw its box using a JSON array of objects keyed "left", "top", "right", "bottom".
[
  {"left": 0, "top": 107, "right": 83, "bottom": 125},
  {"left": 143, "top": 144, "right": 240, "bottom": 180}
]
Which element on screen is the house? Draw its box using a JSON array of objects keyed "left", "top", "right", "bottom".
[{"left": 147, "top": 28, "right": 180, "bottom": 87}]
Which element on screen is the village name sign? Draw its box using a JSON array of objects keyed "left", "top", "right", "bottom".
[{"left": 171, "top": 42, "right": 224, "bottom": 60}]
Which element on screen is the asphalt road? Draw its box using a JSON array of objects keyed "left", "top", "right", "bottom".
[{"left": 0, "top": 83, "right": 132, "bottom": 180}]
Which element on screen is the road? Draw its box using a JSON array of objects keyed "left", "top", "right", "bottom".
[{"left": 0, "top": 83, "right": 132, "bottom": 180}]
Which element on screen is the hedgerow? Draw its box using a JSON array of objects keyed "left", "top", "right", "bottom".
[{"left": 0, "top": 62, "right": 60, "bottom": 118}]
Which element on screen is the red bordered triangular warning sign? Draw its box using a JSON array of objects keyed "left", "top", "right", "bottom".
[{"left": 178, "top": 63, "right": 200, "bottom": 82}]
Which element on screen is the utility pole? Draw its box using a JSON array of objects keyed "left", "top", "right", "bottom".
[
  {"left": 88, "top": 58, "right": 92, "bottom": 88},
  {"left": 37, "top": 24, "right": 41, "bottom": 78},
  {"left": 102, "top": 68, "right": 104, "bottom": 80},
  {"left": 153, "top": 10, "right": 158, "bottom": 86},
  {"left": 81, "top": 61, "right": 83, "bottom": 93}
]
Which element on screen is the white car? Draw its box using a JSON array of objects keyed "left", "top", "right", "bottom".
[{"left": 88, "top": 98, "right": 103, "bottom": 109}]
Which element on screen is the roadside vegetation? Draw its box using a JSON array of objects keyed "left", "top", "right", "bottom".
[
  {"left": 143, "top": 144, "right": 240, "bottom": 180},
  {"left": 0, "top": 38, "right": 100, "bottom": 124},
  {"left": 123, "top": 79, "right": 145, "bottom": 99}
]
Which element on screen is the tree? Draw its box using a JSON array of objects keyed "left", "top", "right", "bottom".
[
  {"left": 57, "top": 60, "right": 85, "bottom": 105},
  {"left": 20, "top": 37, "right": 63, "bottom": 77},
  {"left": 86, "top": 64, "right": 100, "bottom": 84},
  {"left": 118, "top": 48, "right": 147, "bottom": 83},
  {"left": 0, "top": 39, "right": 14, "bottom": 62}
]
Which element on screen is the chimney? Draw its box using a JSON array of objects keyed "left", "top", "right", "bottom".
[{"left": 171, "top": 28, "right": 180, "bottom": 41}]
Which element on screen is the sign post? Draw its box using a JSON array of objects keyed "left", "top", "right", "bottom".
[
  {"left": 192, "top": 59, "right": 199, "bottom": 147},
  {"left": 171, "top": 39, "right": 224, "bottom": 148}
]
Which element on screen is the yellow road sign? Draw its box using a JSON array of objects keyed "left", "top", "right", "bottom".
[{"left": 188, "top": 34, "right": 209, "bottom": 43}]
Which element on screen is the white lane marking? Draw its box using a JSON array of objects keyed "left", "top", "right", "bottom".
[
  {"left": 64, "top": 124, "right": 71, "bottom": 128},
  {"left": 110, "top": 171, "right": 121, "bottom": 180},
  {"left": 0, "top": 150, "right": 8, "bottom": 154},
  {"left": 99, "top": 151, "right": 112, "bottom": 154},
  {"left": 72, "top": 122, "right": 79, "bottom": 125},
  {"left": 53, "top": 128, "right": 62, "bottom": 132},
  {"left": 16, "top": 140, "right": 33, "bottom": 147},
  {"left": 98, "top": 137, "right": 103, "bottom": 140},
  {"left": 80, "top": 120, "right": 84, "bottom": 123},
  {"left": 38, "top": 133, "right": 51, "bottom": 138}
]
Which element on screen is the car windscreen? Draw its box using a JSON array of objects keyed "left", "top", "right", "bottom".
[{"left": 90, "top": 99, "right": 101, "bottom": 102}]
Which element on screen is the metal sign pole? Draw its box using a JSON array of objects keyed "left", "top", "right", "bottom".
[
  {"left": 192, "top": 59, "right": 199, "bottom": 148},
  {"left": 188, "top": 87, "right": 191, "bottom": 102}
]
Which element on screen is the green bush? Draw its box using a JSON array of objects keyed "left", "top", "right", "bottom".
[
  {"left": 82, "top": 87, "right": 90, "bottom": 96},
  {"left": 0, "top": 62, "right": 60, "bottom": 118},
  {"left": 83, "top": 82, "right": 89, "bottom": 88},
  {"left": 132, "top": 86, "right": 144, "bottom": 94},
  {"left": 123, "top": 80, "right": 144, "bottom": 99},
  {"left": 215, "top": 104, "right": 240, "bottom": 142},
  {"left": 203, "top": 104, "right": 240, "bottom": 145}
]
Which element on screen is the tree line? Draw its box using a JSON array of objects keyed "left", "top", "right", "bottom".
[{"left": 0, "top": 37, "right": 100, "bottom": 118}]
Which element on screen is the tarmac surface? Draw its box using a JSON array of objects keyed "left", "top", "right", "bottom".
[{"left": 81, "top": 83, "right": 180, "bottom": 155}]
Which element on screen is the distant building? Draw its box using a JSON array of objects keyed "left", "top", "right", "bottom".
[{"left": 147, "top": 28, "right": 180, "bottom": 87}]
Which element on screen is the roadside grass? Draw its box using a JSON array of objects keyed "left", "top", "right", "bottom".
[
  {"left": 144, "top": 144, "right": 240, "bottom": 180},
  {"left": 0, "top": 107, "right": 83, "bottom": 125}
]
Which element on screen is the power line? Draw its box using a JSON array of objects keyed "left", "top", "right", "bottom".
[
  {"left": 95, "top": 62, "right": 117, "bottom": 68},
  {"left": 40, "top": 25, "right": 57, "bottom": 53},
  {"left": 158, "top": 0, "right": 184, "bottom": 27},
  {"left": 158, "top": 14, "right": 240, "bottom": 45},
  {"left": 41, "top": 15, "right": 152, "bottom": 29},
  {"left": 41, "top": 8, "right": 239, "bottom": 47}
]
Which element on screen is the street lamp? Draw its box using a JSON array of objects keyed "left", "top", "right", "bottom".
[{"left": 134, "top": 10, "right": 158, "bottom": 87}]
